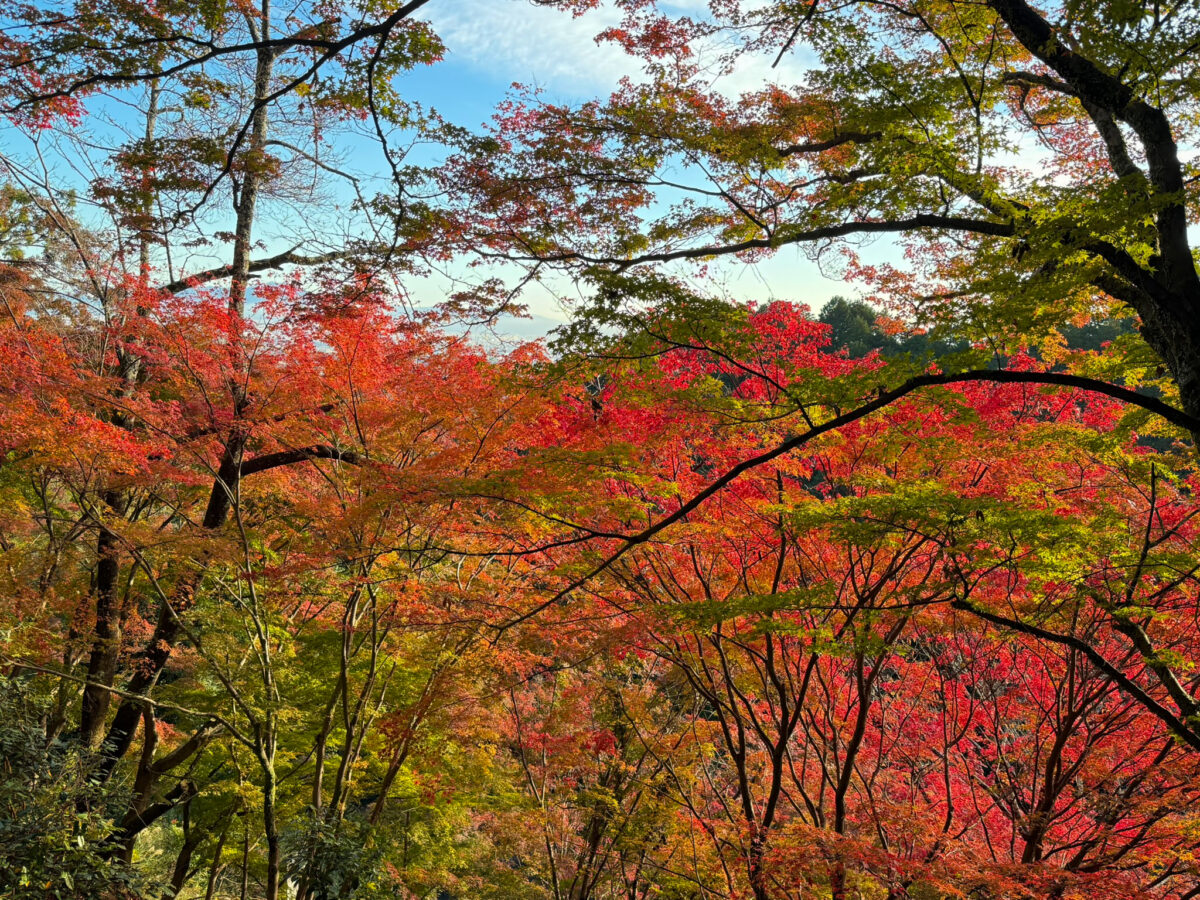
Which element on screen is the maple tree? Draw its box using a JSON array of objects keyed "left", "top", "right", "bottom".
[
  {"left": 5, "top": 235, "right": 1200, "bottom": 898},
  {"left": 443, "top": 0, "right": 1200, "bottom": 417},
  {"left": 527, "top": 299, "right": 1200, "bottom": 899},
  {"left": 4, "top": 1, "right": 1200, "bottom": 899}
]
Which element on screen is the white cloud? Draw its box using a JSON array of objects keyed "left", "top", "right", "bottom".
[
  {"left": 425, "top": 0, "right": 633, "bottom": 97},
  {"left": 424, "top": 0, "right": 815, "bottom": 101},
  {"left": 718, "top": 38, "right": 817, "bottom": 95}
]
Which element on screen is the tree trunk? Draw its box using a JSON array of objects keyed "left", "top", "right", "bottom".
[
  {"left": 79, "top": 494, "right": 126, "bottom": 747},
  {"left": 229, "top": 34, "right": 275, "bottom": 316}
]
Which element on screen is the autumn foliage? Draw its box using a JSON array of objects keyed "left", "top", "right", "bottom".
[{"left": 3, "top": 1, "right": 1200, "bottom": 899}]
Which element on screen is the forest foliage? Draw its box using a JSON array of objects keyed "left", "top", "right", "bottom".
[{"left": 1, "top": 1, "right": 1200, "bottom": 899}]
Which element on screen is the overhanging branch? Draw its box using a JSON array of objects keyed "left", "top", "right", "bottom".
[
  {"left": 498, "top": 368, "right": 1195, "bottom": 631},
  {"left": 162, "top": 247, "right": 361, "bottom": 294},
  {"left": 950, "top": 598, "right": 1200, "bottom": 752},
  {"left": 241, "top": 444, "right": 367, "bottom": 476},
  {"left": 535, "top": 214, "right": 1016, "bottom": 271},
  {"left": 776, "top": 130, "right": 883, "bottom": 157}
]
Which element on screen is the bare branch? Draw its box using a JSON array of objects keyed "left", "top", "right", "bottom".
[{"left": 161, "top": 247, "right": 365, "bottom": 294}]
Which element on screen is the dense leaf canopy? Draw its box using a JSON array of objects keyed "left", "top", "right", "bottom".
[{"left": 2, "top": 2, "right": 1200, "bottom": 899}]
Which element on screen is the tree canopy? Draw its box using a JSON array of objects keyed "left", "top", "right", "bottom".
[{"left": 2, "top": 2, "right": 1200, "bottom": 899}]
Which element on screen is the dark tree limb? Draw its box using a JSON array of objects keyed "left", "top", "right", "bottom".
[
  {"left": 240, "top": 444, "right": 367, "bottom": 476},
  {"left": 536, "top": 214, "right": 1017, "bottom": 271},
  {"left": 161, "top": 247, "right": 360, "bottom": 295},
  {"left": 775, "top": 130, "right": 883, "bottom": 157},
  {"left": 498, "top": 368, "right": 1197, "bottom": 631},
  {"left": 987, "top": 0, "right": 1198, "bottom": 301},
  {"left": 951, "top": 598, "right": 1200, "bottom": 752}
]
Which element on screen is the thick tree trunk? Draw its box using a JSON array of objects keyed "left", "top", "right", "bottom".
[
  {"left": 984, "top": 0, "right": 1200, "bottom": 434},
  {"left": 79, "top": 494, "right": 126, "bottom": 747},
  {"left": 229, "top": 39, "right": 274, "bottom": 316},
  {"left": 93, "top": 34, "right": 272, "bottom": 769},
  {"left": 1139, "top": 312, "right": 1200, "bottom": 428}
]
